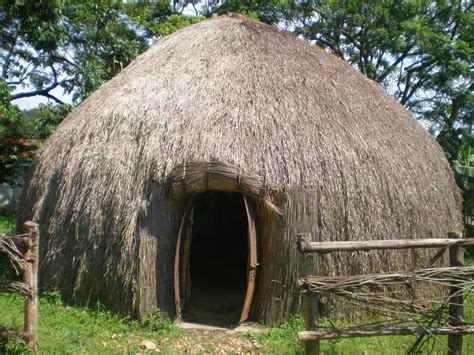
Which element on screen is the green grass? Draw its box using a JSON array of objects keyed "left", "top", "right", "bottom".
[
  {"left": 0, "top": 287, "right": 472, "bottom": 354},
  {"left": 0, "top": 292, "right": 183, "bottom": 354},
  {"left": 249, "top": 316, "right": 305, "bottom": 353}
]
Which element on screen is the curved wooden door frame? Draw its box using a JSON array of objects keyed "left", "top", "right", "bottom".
[
  {"left": 174, "top": 192, "right": 258, "bottom": 324},
  {"left": 240, "top": 195, "right": 258, "bottom": 324},
  {"left": 174, "top": 195, "right": 195, "bottom": 320}
]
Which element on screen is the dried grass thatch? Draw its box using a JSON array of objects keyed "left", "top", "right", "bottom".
[{"left": 19, "top": 14, "right": 461, "bottom": 324}]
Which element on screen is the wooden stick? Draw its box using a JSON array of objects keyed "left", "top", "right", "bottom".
[
  {"left": 23, "top": 221, "right": 39, "bottom": 352},
  {"left": 298, "top": 233, "right": 320, "bottom": 355},
  {"left": 0, "top": 281, "right": 32, "bottom": 298},
  {"left": 0, "top": 326, "right": 29, "bottom": 343},
  {"left": 297, "top": 236, "right": 472, "bottom": 253},
  {"left": 298, "top": 325, "right": 474, "bottom": 341},
  {"left": 448, "top": 231, "right": 464, "bottom": 355}
]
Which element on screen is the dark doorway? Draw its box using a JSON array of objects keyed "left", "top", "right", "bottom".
[{"left": 181, "top": 191, "right": 248, "bottom": 326}]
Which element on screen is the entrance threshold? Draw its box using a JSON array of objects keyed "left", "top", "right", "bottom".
[{"left": 177, "top": 321, "right": 266, "bottom": 334}]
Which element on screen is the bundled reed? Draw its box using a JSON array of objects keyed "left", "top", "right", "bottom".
[
  {"left": 0, "top": 234, "right": 27, "bottom": 273},
  {"left": 300, "top": 267, "right": 474, "bottom": 320},
  {"left": 0, "top": 281, "right": 32, "bottom": 299}
]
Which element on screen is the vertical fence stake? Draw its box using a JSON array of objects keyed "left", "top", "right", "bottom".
[
  {"left": 23, "top": 221, "right": 39, "bottom": 352},
  {"left": 447, "top": 231, "right": 464, "bottom": 355},
  {"left": 298, "top": 233, "right": 320, "bottom": 355}
]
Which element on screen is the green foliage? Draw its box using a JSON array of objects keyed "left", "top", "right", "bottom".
[
  {"left": 2, "top": 1, "right": 210, "bottom": 105},
  {"left": 293, "top": 0, "right": 473, "bottom": 133},
  {"left": 0, "top": 212, "right": 16, "bottom": 281},
  {"left": 206, "top": 0, "right": 291, "bottom": 24},
  {"left": 34, "top": 103, "right": 72, "bottom": 140},
  {"left": 126, "top": 5, "right": 205, "bottom": 38},
  {"left": 141, "top": 310, "right": 176, "bottom": 333},
  {"left": 41, "top": 290, "right": 63, "bottom": 306},
  {"left": 453, "top": 137, "right": 474, "bottom": 238},
  {"left": 453, "top": 142, "right": 474, "bottom": 178},
  {"left": 0, "top": 81, "right": 17, "bottom": 123},
  {"left": 0, "top": 0, "right": 65, "bottom": 100},
  {"left": 250, "top": 315, "right": 305, "bottom": 353},
  {"left": 0, "top": 211, "right": 15, "bottom": 234},
  {"left": 0, "top": 81, "right": 33, "bottom": 185},
  {"left": 60, "top": 1, "right": 149, "bottom": 102}
]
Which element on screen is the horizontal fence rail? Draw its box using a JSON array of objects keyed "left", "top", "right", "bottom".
[
  {"left": 298, "top": 325, "right": 474, "bottom": 341},
  {"left": 297, "top": 234, "right": 474, "bottom": 254}
]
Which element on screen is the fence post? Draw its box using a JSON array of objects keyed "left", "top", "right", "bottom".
[
  {"left": 448, "top": 231, "right": 464, "bottom": 355},
  {"left": 23, "top": 221, "right": 39, "bottom": 352},
  {"left": 298, "top": 233, "right": 320, "bottom": 355}
]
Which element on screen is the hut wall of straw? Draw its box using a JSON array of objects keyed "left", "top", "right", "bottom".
[{"left": 19, "top": 14, "right": 462, "bottom": 324}]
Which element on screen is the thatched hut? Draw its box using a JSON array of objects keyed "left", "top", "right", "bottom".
[{"left": 20, "top": 14, "right": 461, "bottom": 325}]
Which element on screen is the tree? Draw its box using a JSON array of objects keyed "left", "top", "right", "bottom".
[
  {"left": 1, "top": 0, "right": 149, "bottom": 104},
  {"left": 24, "top": 103, "right": 73, "bottom": 140},
  {"left": 1, "top": 1, "right": 201, "bottom": 105},
  {"left": 59, "top": 1, "right": 151, "bottom": 102},
  {"left": 452, "top": 133, "right": 474, "bottom": 236},
  {"left": 291, "top": 0, "right": 472, "bottom": 140},
  {"left": 125, "top": 1, "right": 204, "bottom": 38},
  {"left": 0, "top": 0, "right": 66, "bottom": 103},
  {"left": 192, "top": 0, "right": 290, "bottom": 24}
]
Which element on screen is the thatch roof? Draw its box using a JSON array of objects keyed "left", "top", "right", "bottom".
[{"left": 20, "top": 14, "right": 461, "bottom": 319}]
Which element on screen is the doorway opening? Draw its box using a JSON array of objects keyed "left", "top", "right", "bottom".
[{"left": 181, "top": 191, "right": 249, "bottom": 326}]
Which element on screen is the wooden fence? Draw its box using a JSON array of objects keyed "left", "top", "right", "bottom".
[
  {"left": 297, "top": 232, "right": 474, "bottom": 355},
  {"left": 0, "top": 221, "right": 39, "bottom": 352}
]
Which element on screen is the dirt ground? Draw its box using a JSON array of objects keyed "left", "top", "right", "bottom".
[
  {"left": 133, "top": 326, "right": 264, "bottom": 354},
  {"left": 157, "top": 329, "right": 263, "bottom": 353}
]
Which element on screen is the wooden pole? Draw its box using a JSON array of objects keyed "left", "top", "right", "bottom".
[
  {"left": 448, "top": 231, "right": 464, "bottom": 355},
  {"left": 297, "top": 238, "right": 474, "bottom": 253},
  {"left": 23, "top": 221, "right": 39, "bottom": 352},
  {"left": 298, "top": 325, "right": 474, "bottom": 341},
  {"left": 298, "top": 233, "right": 320, "bottom": 355}
]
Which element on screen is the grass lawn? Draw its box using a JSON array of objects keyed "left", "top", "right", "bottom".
[
  {"left": 0, "top": 292, "right": 472, "bottom": 354},
  {"left": 0, "top": 212, "right": 473, "bottom": 353},
  {"left": 0, "top": 292, "right": 185, "bottom": 353}
]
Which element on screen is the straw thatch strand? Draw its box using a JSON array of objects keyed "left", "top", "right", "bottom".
[{"left": 19, "top": 14, "right": 462, "bottom": 323}]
